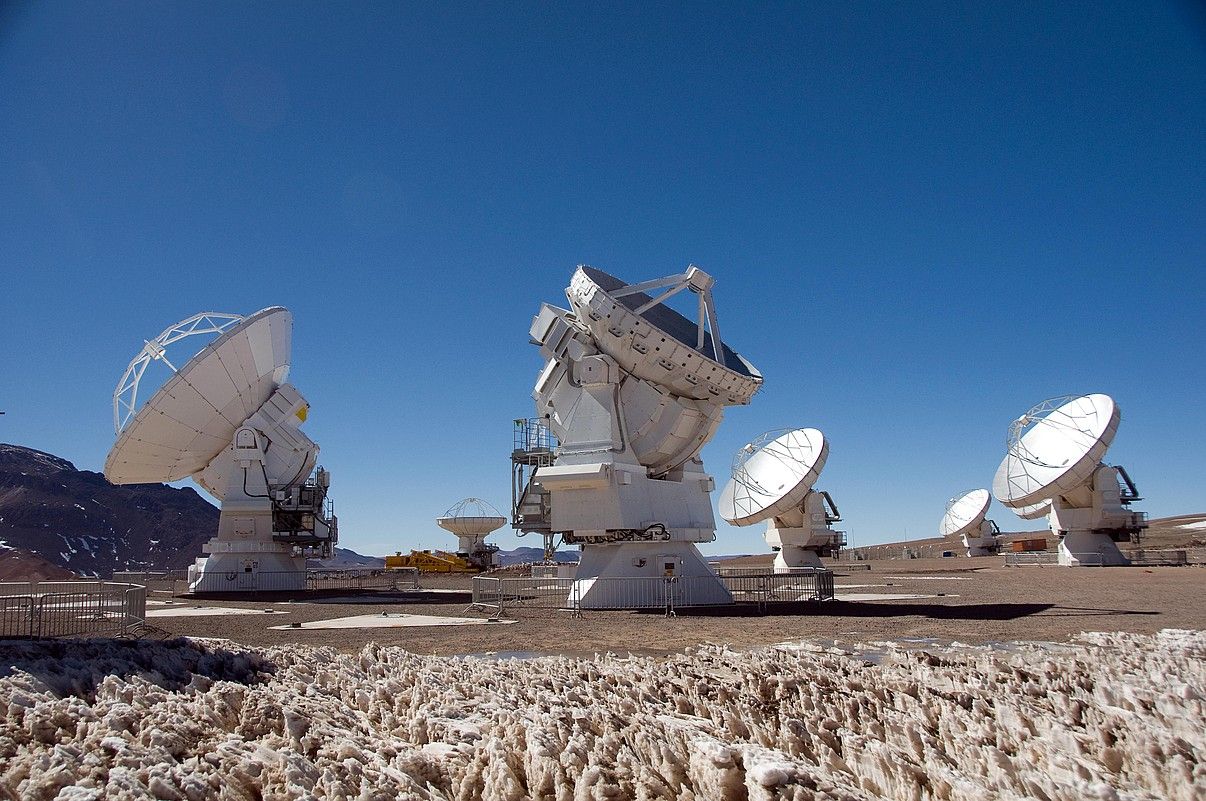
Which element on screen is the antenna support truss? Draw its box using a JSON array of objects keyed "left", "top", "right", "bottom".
[
  {"left": 113, "top": 312, "right": 245, "bottom": 434},
  {"left": 1007, "top": 394, "right": 1103, "bottom": 468},
  {"left": 610, "top": 265, "right": 725, "bottom": 362}
]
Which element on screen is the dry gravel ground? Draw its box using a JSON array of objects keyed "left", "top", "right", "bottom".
[{"left": 142, "top": 559, "right": 1205, "bottom": 657}]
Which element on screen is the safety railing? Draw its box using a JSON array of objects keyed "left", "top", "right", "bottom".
[
  {"left": 470, "top": 570, "right": 835, "bottom": 617},
  {"left": 308, "top": 568, "right": 420, "bottom": 591},
  {"left": 1126, "top": 550, "right": 1189, "bottom": 566},
  {"left": 188, "top": 568, "right": 420, "bottom": 594},
  {"left": 113, "top": 570, "right": 189, "bottom": 595},
  {"left": 0, "top": 581, "right": 147, "bottom": 638},
  {"left": 1003, "top": 552, "right": 1059, "bottom": 566},
  {"left": 0, "top": 595, "right": 35, "bottom": 638},
  {"left": 722, "top": 571, "right": 834, "bottom": 609},
  {"left": 1004, "top": 550, "right": 1190, "bottom": 568},
  {"left": 471, "top": 576, "right": 581, "bottom": 616},
  {"left": 712, "top": 566, "right": 775, "bottom": 577}
]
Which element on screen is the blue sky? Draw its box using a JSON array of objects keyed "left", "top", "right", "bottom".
[{"left": 1, "top": 2, "right": 1203, "bottom": 557}]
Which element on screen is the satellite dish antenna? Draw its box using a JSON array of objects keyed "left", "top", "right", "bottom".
[
  {"left": 104, "top": 307, "right": 338, "bottom": 592},
  {"left": 718, "top": 428, "right": 844, "bottom": 571},
  {"left": 992, "top": 394, "right": 1145, "bottom": 566},
  {"left": 517, "top": 264, "right": 762, "bottom": 608},
  {"left": 938, "top": 488, "right": 1001, "bottom": 557},
  {"left": 437, "top": 498, "right": 507, "bottom": 570}
]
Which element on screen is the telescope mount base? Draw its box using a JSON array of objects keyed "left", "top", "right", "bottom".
[
  {"left": 1058, "top": 531, "right": 1130, "bottom": 567},
  {"left": 571, "top": 542, "right": 732, "bottom": 609}
]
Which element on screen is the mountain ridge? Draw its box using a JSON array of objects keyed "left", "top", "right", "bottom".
[
  {"left": 0, "top": 443, "right": 575, "bottom": 579},
  {"left": 0, "top": 443, "right": 221, "bottom": 577}
]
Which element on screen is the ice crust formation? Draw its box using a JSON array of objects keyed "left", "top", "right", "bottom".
[{"left": 0, "top": 630, "right": 1202, "bottom": 800}]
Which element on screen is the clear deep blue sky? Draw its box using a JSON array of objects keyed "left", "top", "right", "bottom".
[{"left": 1, "top": 2, "right": 1203, "bottom": 557}]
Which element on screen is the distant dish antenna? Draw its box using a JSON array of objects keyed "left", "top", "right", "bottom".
[
  {"left": 517, "top": 264, "right": 763, "bottom": 607},
  {"left": 992, "top": 393, "right": 1145, "bottom": 566},
  {"left": 938, "top": 488, "right": 1000, "bottom": 557},
  {"left": 437, "top": 498, "right": 507, "bottom": 570},
  {"left": 719, "top": 428, "right": 843, "bottom": 570},
  {"left": 104, "top": 307, "right": 337, "bottom": 591}
]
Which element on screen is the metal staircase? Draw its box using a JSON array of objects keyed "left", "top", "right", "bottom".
[{"left": 511, "top": 418, "right": 556, "bottom": 534}]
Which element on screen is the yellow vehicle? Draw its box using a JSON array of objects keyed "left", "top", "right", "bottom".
[{"left": 385, "top": 550, "right": 480, "bottom": 573}]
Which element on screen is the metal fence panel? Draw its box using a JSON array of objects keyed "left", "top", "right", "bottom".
[
  {"left": 1127, "top": 550, "right": 1189, "bottom": 566},
  {"left": 0, "top": 581, "right": 146, "bottom": 638},
  {"left": 470, "top": 570, "right": 835, "bottom": 616},
  {"left": 0, "top": 595, "right": 34, "bottom": 638},
  {"left": 1006, "top": 549, "right": 1192, "bottom": 567},
  {"left": 1004, "top": 552, "right": 1059, "bottom": 566},
  {"left": 187, "top": 568, "right": 421, "bottom": 594}
]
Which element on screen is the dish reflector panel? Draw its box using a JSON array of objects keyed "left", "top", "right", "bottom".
[
  {"left": 939, "top": 488, "right": 991, "bottom": 538},
  {"left": 566, "top": 266, "right": 762, "bottom": 405},
  {"left": 105, "top": 307, "right": 292, "bottom": 485},
  {"left": 112, "top": 312, "right": 246, "bottom": 433},
  {"left": 993, "top": 393, "right": 1119, "bottom": 508},
  {"left": 718, "top": 428, "right": 828, "bottom": 526}
]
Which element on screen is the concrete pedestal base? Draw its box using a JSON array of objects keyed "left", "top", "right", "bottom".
[
  {"left": 188, "top": 546, "right": 308, "bottom": 593},
  {"left": 774, "top": 547, "right": 825, "bottom": 571},
  {"left": 1057, "top": 531, "right": 1130, "bottom": 566},
  {"left": 572, "top": 542, "right": 733, "bottom": 609},
  {"left": 962, "top": 535, "right": 1000, "bottom": 558}
]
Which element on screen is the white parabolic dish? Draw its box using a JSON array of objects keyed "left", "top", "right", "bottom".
[
  {"left": 939, "top": 489, "right": 991, "bottom": 538},
  {"left": 104, "top": 307, "right": 292, "bottom": 484},
  {"left": 993, "top": 393, "right": 1120, "bottom": 508},
  {"left": 437, "top": 516, "right": 507, "bottom": 537},
  {"left": 436, "top": 498, "right": 507, "bottom": 537},
  {"left": 718, "top": 428, "right": 828, "bottom": 526}
]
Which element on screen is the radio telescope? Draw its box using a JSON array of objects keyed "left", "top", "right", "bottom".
[
  {"left": 992, "top": 393, "right": 1146, "bottom": 566},
  {"left": 718, "top": 428, "right": 844, "bottom": 570},
  {"left": 939, "top": 488, "right": 1000, "bottom": 557},
  {"left": 517, "top": 265, "right": 762, "bottom": 607},
  {"left": 104, "top": 307, "right": 337, "bottom": 592},
  {"left": 437, "top": 498, "right": 506, "bottom": 570}
]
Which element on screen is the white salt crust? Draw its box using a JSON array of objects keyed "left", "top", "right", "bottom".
[{"left": 0, "top": 629, "right": 1202, "bottom": 800}]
